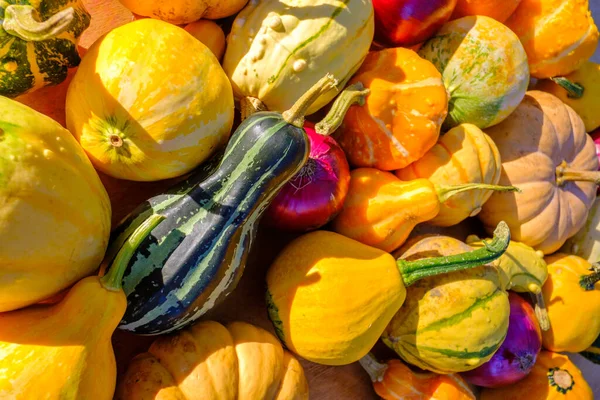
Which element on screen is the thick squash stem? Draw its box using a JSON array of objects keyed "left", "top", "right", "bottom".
[
  {"left": 556, "top": 161, "right": 600, "bottom": 186},
  {"left": 435, "top": 183, "right": 521, "bottom": 204},
  {"left": 240, "top": 96, "right": 267, "bottom": 121},
  {"left": 100, "top": 214, "right": 165, "bottom": 292},
  {"left": 358, "top": 353, "right": 388, "bottom": 383},
  {"left": 398, "top": 221, "right": 511, "bottom": 286},
  {"left": 314, "top": 82, "right": 370, "bottom": 136},
  {"left": 530, "top": 291, "right": 550, "bottom": 331},
  {"left": 3, "top": 5, "right": 75, "bottom": 42},
  {"left": 282, "top": 74, "right": 339, "bottom": 128},
  {"left": 579, "top": 263, "right": 600, "bottom": 291},
  {"left": 550, "top": 77, "right": 584, "bottom": 99}
]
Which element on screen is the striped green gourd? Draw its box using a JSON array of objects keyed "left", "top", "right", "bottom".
[
  {"left": 0, "top": 1, "right": 90, "bottom": 97},
  {"left": 103, "top": 75, "right": 339, "bottom": 335},
  {"left": 383, "top": 235, "right": 510, "bottom": 374}
]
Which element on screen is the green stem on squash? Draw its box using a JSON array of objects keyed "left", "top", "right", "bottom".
[
  {"left": 100, "top": 214, "right": 165, "bottom": 292},
  {"left": 556, "top": 160, "right": 600, "bottom": 185},
  {"left": 398, "top": 221, "right": 511, "bottom": 286},
  {"left": 2, "top": 5, "right": 75, "bottom": 42},
  {"left": 550, "top": 77, "right": 584, "bottom": 99},
  {"left": 240, "top": 96, "right": 268, "bottom": 121},
  {"left": 282, "top": 73, "right": 339, "bottom": 128},
  {"left": 579, "top": 264, "right": 600, "bottom": 290},
  {"left": 435, "top": 183, "right": 521, "bottom": 204},
  {"left": 530, "top": 290, "right": 550, "bottom": 331},
  {"left": 314, "top": 82, "right": 370, "bottom": 136},
  {"left": 358, "top": 353, "right": 388, "bottom": 383}
]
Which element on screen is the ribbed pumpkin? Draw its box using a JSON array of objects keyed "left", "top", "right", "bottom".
[
  {"left": 479, "top": 91, "right": 599, "bottom": 254},
  {"left": 0, "top": 1, "right": 91, "bottom": 98},
  {"left": 395, "top": 124, "right": 502, "bottom": 227},
  {"left": 383, "top": 235, "right": 510, "bottom": 374},
  {"left": 66, "top": 19, "right": 234, "bottom": 181},
  {"left": 541, "top": 254, "right": 600, "bottom": 353},
  {"left": 480, "top": 351, "right": 593, "bottom": 400},
  {"left": 0, "top": 96, "right": 111, "bottom": 312},
  {"left": 359, "top": 353, "right": 476, "bottom": 400},
  {"left": 418, "top": 16, "right": 529, "bottom": 130},
  {"left": 561, "top": 196, "right": 600, "bottom": 263},
  {"left": 535, "top": 61, "right": 600, "bottom": 132},
  {"left": 222, "top": 0, "right": 374, "bottom": 118},
  {"left": 504, "top": 0, "right": 599, "bottom": 80},
  {"left": 334, "top": 47, "right": 448, "bottom": 171},
  {"left": 117, "top": 0, "right": 248, "bottom": 24},
  {"left": 117, "top": 321, "right": 309, "bottom": 400},
  {"left": 451, "top": 0, "right": 522, "bottom": 22}
]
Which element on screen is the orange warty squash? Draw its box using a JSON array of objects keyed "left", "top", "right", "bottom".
[
  {"left": 504, "top": 0, "right": 599, "bottom": 80},
  {"left": 479, "top": 91, "right": 599, "bottom": 254},
  {"left": 334, "top": 47, "right": 448, "bottom": 171},
  {"left": 184, "top": 20, "right": 226, "bottom": 61},
  {"left": 451, "top": 0, "right": 522, "bottom": 22},
  {"left": 117, "top": 321, "right": 309, "bottom": 400},
  {"left": 480, "top": 351, "right": 593, "bottom": 400},
  {"left": 395, "top": 123, "right": 502, "bottom": 227},
  {"left": 359, "top": 353, "right": 476, "bottom": 400}
]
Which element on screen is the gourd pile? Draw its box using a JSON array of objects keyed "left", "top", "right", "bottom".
[{"left": 2, "top": 0, "right": 600, "bottom": 398}]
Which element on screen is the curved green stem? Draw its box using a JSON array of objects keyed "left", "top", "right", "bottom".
[
  {"left": 435, "top": 183, "right": 521, "bottom": 204},
  {"left": 282, "top": 74, "right": 338, "bottom": 128},
  {"left": 550, "top": 77, "right": 584, "bottom": 99},
  {"left": 398, "top": 221, "right": 511, "bottom": 286},
  {"left": 314, "top": 82, "right": 370, "bottom": 136},
  {"left": 100, "top": 214, "right": 165, "bottom": 292},
  {"left": 556, "top": 161, "right": 600, "bottom": 186},
  {"left": 358, "top": 353, "right": 388, "bottom": 383},
  {"left": 3, "top": 5, "right": 75, "bottom": 42}
]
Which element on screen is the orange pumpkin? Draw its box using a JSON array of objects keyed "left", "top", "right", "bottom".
[
  {"left": 359, "top": 353, "right": 476, "bottom": 400},
  {"left": 451, "top": 0, "right": 522, "bottom": 22},
  {"left": 184, "top": 20, "right": 226, "bottom": 61},
  {"left": 334, "top": 47, "right": 448, "bottom": 171}
]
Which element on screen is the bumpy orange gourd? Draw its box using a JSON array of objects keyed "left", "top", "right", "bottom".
[
  {"left": 504, "top": 0, "right": 599, "bottom": 79},
  {"left": 540, "top": 254, "right": 600, "bottom": 353},
  {"left": 332, "top": 168, "right": 517, "bottom": 252},
  {"left": 359, "top": 353, "right": 476, "bottom": 400},
  {"left": 396, "top": 123, "right": 502, "bottom": 227},
  {"left": 334, "top": 47, "right": 448, "bottom": 171},
  {"left": 480, "top": 351, "right": 593, "bottom": 400},
  {"left": 451, "top": 0, "right": 522, "bottom": 22},
  {"left": 184, "top": 20, "right": 226, "bottom": 61},
  {"left": 479, "top": 91, "right": 599, "bottom": 254},
  {"left": 117, "top": 321, "right": 309, "bottom": 400},
  {"left": 118, "top": 0, "right": 248, "bottom": 24}
]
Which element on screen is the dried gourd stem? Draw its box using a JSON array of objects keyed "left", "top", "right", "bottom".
[
  {"left": 358, "top": 353, "right": 388, "bottom": 383},
  {"left": 579, "top": 262, "right": 600, "bottom": 291},
  {"left": 100, "top": 214, "right": 165, "bottom": 292},
  {"left": 435, "top": 183, "right": 521, "bottom": 204},
  {"left": 397, "top": 221, "right": 511, "bottom": 286},
  {"left": 550, "top": 77, "right": 584, "bottom": 99},
  {"left": 3, "top": 5, "right": 75, "bottom": 41},
  {"left": 556, "top": 160, "right": 600, "bottom": 185},
  {"left": 529, "top": 291, "right": 550, "bottom": 331},
  {"left": 240, "top": 96, "right": 267, "bottom": 121},
  {"left": 314, "top": 82, "right": 370, "bottom": 136},
  {"left": 282, "top": 74, "right": 339, "bottom": 128}
]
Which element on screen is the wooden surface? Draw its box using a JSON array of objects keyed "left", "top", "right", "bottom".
[{"left": 14, "top": 0, "right": 600, "bottom": 398}]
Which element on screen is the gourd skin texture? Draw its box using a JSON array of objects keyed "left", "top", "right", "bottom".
[
  {"left": 561, "top": 196, "right": 600, "bottom": 263},
  {"left": 336, "top": 47, "right": 448, "bottom": 171},
  {"left": 0, "top": 97, "right": 111, "bottom": 312},
  {"left": 384, "top": 236, "right": 509, "bottom": 374},
  {"left": 419, "top": 16, "right": 529, "bottom": 130},
  {"left": 223, "top": 0, "right": 374, "bottom": 116},
  {"left": 117, "top": 321, "right": 309, "bottom": 400},
  {"left": 505, "top": 0, "right": 599, "bottom": 79},
  {"left": 66, "top": 19, "right": 234, "bottom": 181},
  {"left": 0, "top": 276, "right": 126, "bottom": 399},
  {"left": 479, "top": 91, "right": 598, "bottom": 254},
  {"left": 541, "top": 254, "right": 600, "bottom": 353},
  {"left": 266, "top": 230, "right": 406, "bottom": 366},
  {"left": 0, "top": 0, "right": 91, "bottom": 98},
  {"left": 118, "top": 0, "right": 249, "bottom": 24},
  {"left": 480, "top": 351, "right": 593, "bottom": 400},
  {"left": 536, "top": 61, "right": 600, "bottom": 132},
  {"left": 396, "top": 124, "right": 502, "bottom": 227}
]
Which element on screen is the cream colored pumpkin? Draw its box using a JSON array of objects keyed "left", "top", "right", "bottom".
[{"left": 223, "top": 0, "right": 374, "bottom": 116}]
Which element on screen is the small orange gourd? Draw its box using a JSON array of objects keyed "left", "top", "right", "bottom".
[
  {"left": 451, "top": 0, "right": 522, "bottom": 22},
  {"left": 332, "top": 47, "right": 448, "bottom": 171},
  {"left": 184, "top": 20, "right": 226, "bottom": 61},
  {"left": 480, "top": 351, "right": 593, "bottom": 400},
  {"left": 359, "top": 353, "right": 476, "bottom": 400},
  {"left": 332, "top": 168, "right": 518, "bottom": 252}
]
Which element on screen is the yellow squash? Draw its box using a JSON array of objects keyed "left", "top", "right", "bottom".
[
  {"left": 66, "top": 19, "right": 234, "bottom": 181},
  {"left": 0, "top": 96, "right": 111, "bottom": 312}
]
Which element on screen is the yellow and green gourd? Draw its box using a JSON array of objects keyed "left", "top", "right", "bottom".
[{"left": 0, "top": 1, "right": 90, "bottom": 97}]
